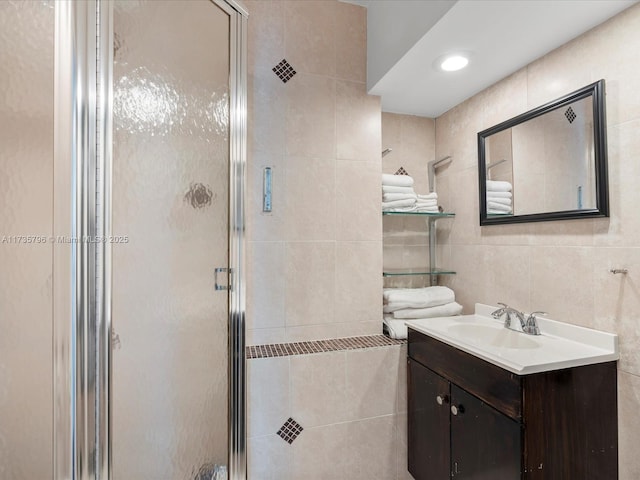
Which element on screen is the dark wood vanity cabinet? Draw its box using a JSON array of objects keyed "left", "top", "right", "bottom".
[{"left": 408, "top": 328, "right": 618, "bottom": 480}]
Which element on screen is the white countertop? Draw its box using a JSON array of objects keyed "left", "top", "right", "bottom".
[{"left": 407, "top": 303, "right": 619, "bottom": 375}]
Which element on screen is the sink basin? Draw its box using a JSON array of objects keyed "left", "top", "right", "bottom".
[
  {"left": 446, "top": 323, "right": 540, "bottom": 350},
  {"left": 407, "top": 303, "right": 619, "bottom": 374}
]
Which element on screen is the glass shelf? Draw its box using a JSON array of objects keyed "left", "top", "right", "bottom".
[
  {"left": 383, "top": 267, "right": 456, "bottom": 277},
  {"left": 383, "top": 211, "right": 455, "bottom": 217}
]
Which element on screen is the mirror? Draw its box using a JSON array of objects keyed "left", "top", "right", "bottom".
[{"left": 478, "top": 79, "right": 609, "bottom": 225}]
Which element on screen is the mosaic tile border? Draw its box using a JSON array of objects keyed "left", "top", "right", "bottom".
[{"left": 246, "top": 334, "right": 406, "bottom": 359}]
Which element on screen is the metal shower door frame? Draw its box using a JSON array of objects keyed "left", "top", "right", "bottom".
[{"left": 52, "top": 1, "right": 248, "bottom": 479}]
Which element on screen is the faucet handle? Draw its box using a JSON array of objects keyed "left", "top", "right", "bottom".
[
  {"left": 528, "top": 311, "right": 548, "bottom": 321},
  {"left": 497, "top": 302, "right": 509, "bottom": 308}
]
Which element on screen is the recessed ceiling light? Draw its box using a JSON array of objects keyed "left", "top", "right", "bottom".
[{"left": 440, "top": 54, "right": 469, "bottom": 72}]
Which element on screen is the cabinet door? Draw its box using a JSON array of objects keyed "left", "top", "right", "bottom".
[
  {"left": 408, "top": 359, "right": 451, "bottom": 480},
  {"left": 450, "top": 385, "right": 522, "bottom": 479}
]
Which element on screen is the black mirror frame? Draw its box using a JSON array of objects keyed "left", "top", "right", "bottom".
[{"left": 478, "top": 79, "right": 609, "bottom": 225}]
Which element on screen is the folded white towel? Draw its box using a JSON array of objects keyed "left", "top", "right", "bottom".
[
  {"left": 416, "top": 206, "right": 440, "bottom": 213},
  {"left": 383, "top": 316, "right": 409, "bottom": 340},
  {"left": 486, "top": 196, "right": 512, "bottom": 206},
  {"left": 486, "top": 180, "right": 512, "bottom": 192},
  {"left": 485, "top": 191, "right": 512, "bottom": 199},
  {"left": 382, "top": 185, "right": 415, "bottom": 194},
  {"left": 383, "top": 192, "right": 417, "bottom": 202},
  {"left": 383, "top": 286, "right": 455, "bottom": 312},
  {"left": 382, "top": 173, "right": 414, "bottom": 187},
  {"left": 416, "top": 199, "right": 437, "bottom": 207},
  {"left": 393, "top": 301, "right": 463, "bottom": 319},
  {"left": 382, "top": 198, "right": 416, "bottom": 210},
  {"left": 487, "top": 201, "right": 512, "bottom": 213},
  {"left": 417, "top": 192, "right": 438, "bottom": 200},
  {"left": 384, "top": 205, "right": 418, "bottom": 213}
]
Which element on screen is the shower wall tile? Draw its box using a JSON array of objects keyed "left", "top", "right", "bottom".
[
  {"left": 248, "top": 434, "right": 291, "bottom": 480},
  {"left": 247, "top": 241, "right": 285, "bottom": 331},
  {"left": 285, "top": 73, "right": 336, "bottom": 158},
  {"left": 336, "top": 80, "right": 381, "bottom": 162},
  {"left": 284, "top": 242, "right": 335, "bottom": 327},
  {"left": 335, "top": 1, "right": 367, "bottom": 83},
  {"left": 248, "top": 67, "right": 286, "bottom": 155},
  {"left": 336, "top": 160, "right": 381, "bottom": 242},
  {"left": 247, "top": 356, "right": 289, "bottom": 438},
  {"left": 289, "top": 422, "right": 349, "bottom": 480},
  {"left": 345, "top": 415, "right": 397, "bottom": 480},
  {"left": 284, "top": 0, "right": 336, "bottom": 77},
  {"left": 245, "top": 0, "right": 284, "bottom": 74}
]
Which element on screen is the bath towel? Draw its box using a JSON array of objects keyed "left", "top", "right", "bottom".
[
  {"left": 382, "top": 185, "right": 415, "bottom": 194},
  {"left": 383, "top": 192, "right": 418, "bottom": 202},
  {"left": 485, "top": 196, "right": 512, "bottom": 206},
  {"left": 384, "top": 206, "right": 418, "bottom": 213},
  {"left": 486, "top": 180, "right": 512, "bottom": 192},
  {"left": 487, "top": 201, "right": 512, "bottom": 213},
  {"left": 382, "top": 173, "right": 414, "bottom": 187},
  {"left": 417, "top": 192, "right": 438, "bottom": 200},
  {"left": 382, "top": 198, "right": 416, "bottom": 210},
  {"left": 416, "top": 206, "right": 440, "bottom": 213},
  {"left": 415, "top": 199, "right": 437, "bottom": 207},
  {"left": 392, "top": 301, "right": 463, "bottom": 319},
  {"left": 485, "top": 191, "right": 512, "bottom": 199},
  {"left": 383, "top": 286, "right": 455, "bottom": 312},
  {"left": 383, "top": 316, "right": 409, "bottom": 340}
]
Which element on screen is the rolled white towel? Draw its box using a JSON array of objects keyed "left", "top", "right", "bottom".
[
  {"left": 485, "top": 191, "right": 512, "bottom": 199},
  {"left": 382, "top": 173, "right": 414, "bottom": 187},
  {"left": 383, "top": 286, "right": 455, "bottom": 311},
  {"left": 383, "top": 192, "right": 417, "bottom": 202},
  {"left": 383, "top": 316, "right": 408, "bottom": 340},
  {"left": 417, "top": 192, "right": 438, "bottom": 200},
  {"left": 382, "top": 198, "right": 416, "bottom": 210},
  {"left": 486, "top": 196, "right": 512, "bottom": 206},
  {"left": 393, "top": 301, "right": 463, "bottom": 319},
  {"left": 487, "top": 201, "right": 512, "bottom": 213},
  {"left": 382, "top": 185, "right": 415, "bottom": 194},
  {"left": 486, "top": 180, "right": 512, "bottom": 192}
]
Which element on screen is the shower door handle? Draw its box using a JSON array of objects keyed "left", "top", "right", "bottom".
[{"left": 214, "top": 267, "right": 230, "bottom": 291}]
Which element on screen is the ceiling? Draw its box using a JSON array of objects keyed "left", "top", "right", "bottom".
[{"left": 341, "top": 0, "right": 637, "bottom": 117}]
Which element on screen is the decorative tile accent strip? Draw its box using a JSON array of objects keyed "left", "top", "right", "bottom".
[
  {"left": 277, "top": 417, "right": 304, "bottom": 444},
  {"left": 394, "top": 166, "right": 409, "bottom": 176},
  {"left": 246, "top": 334, "right": 406, "bottom": 359},
  {"left": 565, "top": 106, "right": 577, "bottom": 124},
  {"left": 272, "top": 59, "right": 297, "bottom": 83}
]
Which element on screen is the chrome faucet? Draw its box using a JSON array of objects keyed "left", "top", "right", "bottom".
[{"left": 491, "top": 303, "right": 545, "bottom": 336}]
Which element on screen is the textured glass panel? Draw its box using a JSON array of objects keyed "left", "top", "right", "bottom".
[
  {"left": 0, "top": 1, "right": 54, "bottom": 479},
  {"left": 112, "top": 1, "right": 230, "bottom": 478}
]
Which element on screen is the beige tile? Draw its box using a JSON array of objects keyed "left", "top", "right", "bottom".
[
  {"left": 448, "top": 167, "right": 482, "bottom": 246},
  {"left": 285, "top": 324, "right": 337, "bottom": 342},
  {"left": 290, "top": 352, "right": 347, "bottom": 428},
  {"left": 530, "top": 220, "right": 594, "bottom": 247},
  {"left": 480, "top": 222, "right": 534, "bottom": 247},
  {"left": 247, "top": 152, "right": 286, "bottom": 242},
  {"left": 284, "top": 157, "right": 336, "bottom": 241},
  {"left": 592, "top": 247, "right": 640, "bottom": 376},
  {"left": 478, "top": 69, "right": 528, "bottom": 130},
  {"left": 530, "top": 246, "right": 595, "bottom": 328},
  {"left": 618, "top": 370, "right": 640, "bottom": 480},
  {"left": 396, "top": 345, "right": 408, "bottom": 414},
  {"left": 336, "top": 160, "right": 381, "bottom": 241},
  {"left": 248, "top": 67, "right": 286, "bottom": 155},
  {"left": 245, "top": 0, "right": 285, "bottom": 73},
  {"left": 247, "top": 327, "right": 286, "bottom": 346},
  {"left": 247, "top": 241, "right": 285, "bottom": 330},
  {"left": 286, "top": 73, "right": 336, "bottom": 158},
  {"left": 247, "top": 357, "right": 290, "bottom": 438},
  {"left": 482, "top": 245, "right": 531, "bottom": 313},
  {"left": 284, "top": 0, "right": 336, "bottom": 77},
  {"left": 345, "top": 415, "right": 397, "bottom": 480},
  {"left": 395, "top": 413, "right": 413, "bottom": 480},
  {"left": 446, "top": 245, "right": 489, "bottom": 312},
  {"left": 335, "top": 2, "right": 366, "bottom": 83},
  {"left": 381, "top": 112, "right": 402, "bottom": 159},
  {"left": 345, "top": 346, "right": 402, "bottom": 421},
  {"left": 594, "top": 121, "right": 640, "bottom": 247},
  {"left": 290, "top": 422, "right": 349, "bottom": 480},
  {"left": 336, "top": 80, "right": 381, "bottom": 162},
  {"left": 335, "top": 241, "right": 382, "bottom": 324},
  {"left": 284, "top": 242, "right": 335, "bottom": 327},
  {"left": 248, "top": 434, "right": 290, "bottom": 480},
  {"left": 335, "top": 321, "right": 381, "bottom": 338}
]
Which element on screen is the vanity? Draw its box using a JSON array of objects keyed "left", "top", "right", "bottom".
[{"left": 407, "top": 304, "right": 619, "bottom": 479}]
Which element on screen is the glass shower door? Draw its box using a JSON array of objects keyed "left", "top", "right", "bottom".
[
  {"left": 0, "top": 2, "right": 54, "bottom": 478},
  {"left": 112, "top": 1, "right": 230, "bottom": 477}
]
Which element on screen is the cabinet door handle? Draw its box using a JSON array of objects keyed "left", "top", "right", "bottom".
[
  {"left": 436, "top": 394, "right": 449, "bottom": 406},
  {"left": 451, "top": 404, "right": 464, "bottom": 416}
]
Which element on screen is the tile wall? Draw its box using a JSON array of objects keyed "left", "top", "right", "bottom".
[{"left": 432, "top": 4, "right": 640, "bottom": 478}]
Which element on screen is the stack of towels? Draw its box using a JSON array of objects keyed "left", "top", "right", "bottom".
[
  {"left": 486, "top": 180, "right": 513, "bottom": 215},
  {"left": 382, "top": 286, "right": 463, "bottom": 339},
  {"left": 382, "top": 173, "right": 440, "bottom": 213}
]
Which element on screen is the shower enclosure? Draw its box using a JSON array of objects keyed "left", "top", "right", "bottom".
[{"left": 0, "top": 1, "right": 247, "bottom": 478}]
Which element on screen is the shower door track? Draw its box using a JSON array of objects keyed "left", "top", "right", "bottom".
[{"left": 52, "top": 1, "right": 248, "bottom": 479}]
